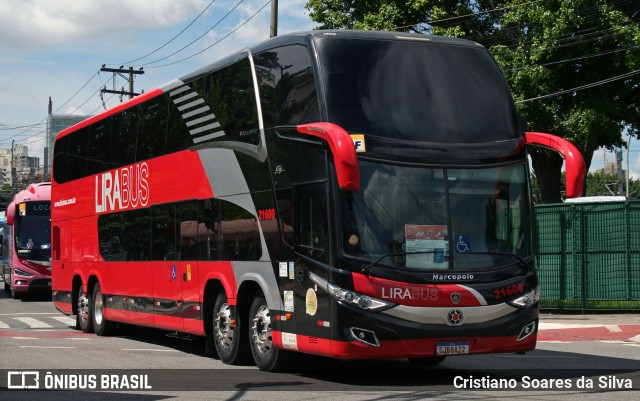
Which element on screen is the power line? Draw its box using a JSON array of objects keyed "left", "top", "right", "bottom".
[
  {"left": 147, "top": 0, "right": 270, "bottom": 69},
  {"left": 516, "top": 69, "right": 640, "bottom": 103},
  {"left": 139, "top": 0, "right": 247, "bottom": 67},
  {"left": 113, "top": 0, "right": 219, "bottom": 66}
]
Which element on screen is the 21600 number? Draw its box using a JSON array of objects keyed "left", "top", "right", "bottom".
[{"left": 493, "top": 283, "right": 524, "bottom": 300}]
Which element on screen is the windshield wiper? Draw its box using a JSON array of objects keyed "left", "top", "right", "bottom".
[
  {"left": 361, "top": 250, "right": 533, "bottom": 277},
  {"left": 361, "top": 251, "right": 438, "bottom": 277}
]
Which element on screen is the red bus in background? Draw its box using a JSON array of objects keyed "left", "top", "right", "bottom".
[
  {"left": 51, "top": 31, "right": 586, "bottom": 371},
  {"left": 3, "top": 182, "right": 52, "bottom": 299}
]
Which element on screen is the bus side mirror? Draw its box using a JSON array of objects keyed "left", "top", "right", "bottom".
[
  {"left": 525, "top": 132, "right": 587, "bottom": 198},
  {"left": 296, "top": 122, "right": 360, "bottom": 191}
]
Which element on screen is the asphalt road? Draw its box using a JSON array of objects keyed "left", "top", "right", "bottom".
[{"left": 0, "top": 288, "right": 638, "bottom": 400}]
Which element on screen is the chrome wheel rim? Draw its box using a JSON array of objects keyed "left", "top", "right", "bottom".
[
  {"left": 93, "top": 289, "right": 103, "bottom": 326},
  {"left": 77, "top": 292, "right": 89, "bottom": 324},
  {"left": 214, "top": 302, "right": 233, "bottom": 351},
  {"left": 251, "top": 304, "right": 272, "bottom": 357}
]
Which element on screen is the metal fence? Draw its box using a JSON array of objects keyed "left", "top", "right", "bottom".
[{"left": 535, "top": 200, "right": 640, "bottom": 312}]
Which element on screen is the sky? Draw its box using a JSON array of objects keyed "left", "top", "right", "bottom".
[{"left": 0, "top": 0, "right": 638, "bottom": 180}]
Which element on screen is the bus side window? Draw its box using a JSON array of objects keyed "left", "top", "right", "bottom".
[
  {"left": 137, "top": 98, "right": 168, "bottom": 161},
  {"left": 53, "top": 134, "right": 70, "bottom": 183},
  {"left": 199, "top": 199, "right": 221, "bottom": 261},
  {"left": 177, "top": 201, "right": 199, "bottom": 261},
  {"left": 112, "top": 109, "right": 138, "bottom": 168},
  {"left": 220, "top": 200, "right": 260, "bottom": 261},
  {"left": 294, "top": 183, "right": 329, "bottom": 261},
  {"left": 152, "top": 204, "right": 177, "bottom": 261}
]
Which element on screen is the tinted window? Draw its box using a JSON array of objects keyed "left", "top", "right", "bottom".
[
  {"left": 197, "top": 57, "right": 259, "bottom": 145},
  {"left": 98, "top": 209, "right": 150, "bottom": 261},
  {"left": 254, "top": 45, "right": 320, "bottom": 128},
  {"left": 137, "top": 97, "right": 168, "bottom": 160},
  {"left": 177, "top": 201, "right": 200, "bottom": 261},
  {"left": 318, "top": 39, "right": 517, "bottom": 142},
  {"left": 295, "top": 183, "right": 328, "bottom": 262},
  {"left": 199, "top": 199, "right": 221, "bottom": 261},
  {"left": 152, "top": 204, "right": 177, "bottom": 261},
  {"left": 111, "top": 109, "right": 138, "bottom": 167},
  {"left": 220, "top": 200, "right": 260, "bottom": 261},
  {"left": 52, "top": 134, "right": 70, "bottom": 183}
]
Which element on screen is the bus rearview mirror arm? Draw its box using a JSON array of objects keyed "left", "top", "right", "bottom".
[
  {"left": 525, "top": 132, "right": 587, "bottom": 198},
  {"left": 297, "top": 122, "right": 360, "bottom": 191}
]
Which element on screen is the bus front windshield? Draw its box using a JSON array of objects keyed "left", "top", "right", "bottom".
[
  {"left": 15, "top": 215, "right": 51, "bottom": 262},
  {"left": 341, "top": 161, "right": 532, "bottom": 270}
]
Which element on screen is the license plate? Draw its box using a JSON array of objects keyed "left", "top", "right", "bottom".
[{"left": 436, "top": 341, "right": 469, "bottom": 355}]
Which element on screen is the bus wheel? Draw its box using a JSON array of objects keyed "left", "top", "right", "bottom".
[
  {"left": 77, "top": 289, "right": 94, "bottom": 333},
  {"left": 91, "top": 283, "right": 116, "bottom": 336},
  {"left": 249, "top": 295, "right": 292, "bottom": 371},
  {"left": 213, "top": 292, "right": 250, "bottom": 365},
  {"left": 409, "top": 356, "right": 446, "bottom": 366}
]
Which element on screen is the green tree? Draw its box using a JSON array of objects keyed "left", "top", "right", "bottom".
[{"left": 306, "top": 0, "right": 640, "bottom": 203}]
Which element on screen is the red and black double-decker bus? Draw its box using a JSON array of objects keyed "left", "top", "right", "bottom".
[{"left": 51, "top": 30, "right": 585, "bottom": 371}]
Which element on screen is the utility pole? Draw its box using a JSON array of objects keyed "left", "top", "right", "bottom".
[
  {"left": 616, "top": 148, "right": 624, "bottom": 196},
  {"left": 45, "top": 97, "right": 52, "bottom": 177},
  {"left": 270, "top": 0, "right": 278, "bottom": 37},
  {"left": 100, "top": 65, "right": 145, "bottom": 100},
  {"left": 11, "top": 140, "right": 15, "bottom": 192}
]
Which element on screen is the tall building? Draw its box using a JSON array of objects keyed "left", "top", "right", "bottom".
[{"left": 0, "top": 144, "right": 40, "bottom": 188}]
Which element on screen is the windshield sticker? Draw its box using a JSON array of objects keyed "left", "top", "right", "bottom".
[
  {"left": 455, "top": 235, "right": 471, "bottom": 253},
  {"left": 405, "top": 225, "right": 449, "bottom": 269},
  {"left": 279, "top": 262, "right": 287, "bottom": 277},
  {"left": 350, "top": 134, "right": 366, "bottom": 153}
]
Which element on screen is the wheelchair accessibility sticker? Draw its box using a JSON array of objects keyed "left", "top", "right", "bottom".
[{"left": 456, "top": 235, "right": 471, "bottom": 253}]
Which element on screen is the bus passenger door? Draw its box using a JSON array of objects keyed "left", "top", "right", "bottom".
[
  {"left": 292, "top": 183, "right": 331, "bottom": 352},
  {"left": 151, "top": 204, "right": 183, "bottom": 331}
]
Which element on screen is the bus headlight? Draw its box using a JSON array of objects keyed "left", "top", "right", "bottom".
[
  {"left": 508, "top": 287, "right": 540, "bottom": 308},
  {"left": 309, "top": 272, "right": 395, "bottom": 311},
  {"left": 13, "top": 269, "right": 33, "bottom": 277}
]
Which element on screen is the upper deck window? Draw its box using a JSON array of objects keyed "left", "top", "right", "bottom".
[{"left": 318, "top": 38, "right": 518, "bottom": 143}]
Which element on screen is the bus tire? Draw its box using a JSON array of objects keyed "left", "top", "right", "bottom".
[
  {"left": 249, "top": 295, "right": 293, "bottom": 371},
  {"left": 77, "top": 288, "right": 94, "bottom": 333},
  {"left": 213, "top": 292, "right": 250, "bottom": 365},
  {"left": 91, "top": 283, "right": 116, "bottom": 336}
]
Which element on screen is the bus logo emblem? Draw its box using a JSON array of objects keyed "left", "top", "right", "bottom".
[
  {"left": 448, "top": 309, "right": 463, "bottom": 325},
  {"left": 451, "top": 292, "right": 461, "bottom": 304}
]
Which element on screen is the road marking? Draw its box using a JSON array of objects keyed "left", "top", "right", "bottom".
[
  {"left": 0, "top": 321, "right": 9, "bottom": 329},
  {"left": 19, "top": 346, "right": 76, "bottom": 349},
  {"left": 0, "top": 312, "right": 59, "bottom": 316},
  {"left": 14, "top": 317, "right": 53, "bottom": 329},
  {"left": 605, "top": 325, "right": 622, "bottom": 332},
  {"left": 11, "top": 336, "right": 38, "bottom": 340},
  {"left": 50, "top": 316, "right": 76, "bottom": 326}
]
